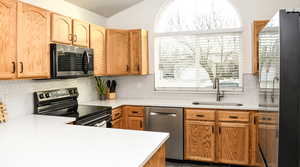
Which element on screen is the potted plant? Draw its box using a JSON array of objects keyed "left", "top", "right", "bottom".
[{"left": 95, "top": 77, "right": 108, "bottom": 100}]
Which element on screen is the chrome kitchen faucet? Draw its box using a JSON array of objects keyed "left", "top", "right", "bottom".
[{"left": 213, "top": 77, "right": 224, "bottom": 101}]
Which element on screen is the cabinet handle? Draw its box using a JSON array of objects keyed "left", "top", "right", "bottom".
[
  {"left": 73, "top": 34, "right": 77, "bottom": 42},
  {"left": 212, "top": 126, "right": 215, "bottom": 133},
  {"left": 68, "top": 34, "right": 73, "bottom": 41},
  {"left": 132, "top": 111, "right": 139, "bottom": 114},
  {"left": 137, "top": 65, "right": 140, "bottom": 72},
  {"left": 114, "top": 113, "right": 121, "bottom": 117},
  {"left": 20, "top": 62, "right": 24, "bottom": 73},
  {"left": 229, "top": 116, "right": 238, "bottom": 119},
  {"left": 12, "top": 62, "right": 16, "bottom": 73},
  {"left": 126, "top": 65, "right": 129, "bottom": 72},
  {"left": 140, "top": 120, "right": 143, "bottom": 128},
  {"left": 196, "top": 114, "right": 204, "bottom": 118},
  {"left": 219, "top": 127, "right": 221, "bottom": 134}
]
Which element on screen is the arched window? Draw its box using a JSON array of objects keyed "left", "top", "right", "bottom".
[{"left": 155, "top": 0, "right": 242, "bottom": 91}]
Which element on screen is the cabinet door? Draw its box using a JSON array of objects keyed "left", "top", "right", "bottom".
[
  {"left": 253, "top": 20, "right": 269, "bottom": 74},
  {"left": 0, "top": 0, "right": 17, "bottom": 79},
  {"left": 218, "top": 122, "right": 250, "bottom": 165},
  {"left": 51, "top": 13, "right": 72, "bottom": 45},
  {"left": 112, "top": 118, "right": 123, "bottom": 129},
  {"left": 129, "top": 29, "right": 149, "bottom": 75},
  {"left": 127, "top": 117, "right": 144, "bottom": 130},
  {"left": 72, "top": 19, "right": 89, "bottom": 47},
  {"left": 129, "top": 30, "right": 141, "bottom": 74},
  {"left": 90, "top": 24, "right": 106, "bottom": 76},
  {"left": 185, "top": 121, "right": 215, "bottom": 162},
  {"left": 17, "top": 2, "right": 50, "bottom": 79},
  {"left": 106, "top": 29, "right": 129, "bottom": 75}
]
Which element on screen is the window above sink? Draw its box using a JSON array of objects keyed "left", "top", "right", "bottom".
[{"left": 154, "top": 0, "right": 244, "bottom": 92}]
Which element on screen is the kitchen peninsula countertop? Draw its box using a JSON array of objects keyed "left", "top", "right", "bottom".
[
  {"left": 80, "top": 98, "right": 260, "bottom": 111},
  {"left": 0, "top": 115, "right": 169, "bottom": 167}
]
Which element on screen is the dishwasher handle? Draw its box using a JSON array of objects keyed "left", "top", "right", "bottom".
[{"left": 150, "top": 112, "right": 177, "bottom": 117}]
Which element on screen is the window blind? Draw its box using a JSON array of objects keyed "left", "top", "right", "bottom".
[{"left": 155, "top": 32, "right": 242, "bottom": 91}]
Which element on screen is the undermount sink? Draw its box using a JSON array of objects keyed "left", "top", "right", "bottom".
[{"left": 192, "top": 101, "right": 243, "bottom": 106}]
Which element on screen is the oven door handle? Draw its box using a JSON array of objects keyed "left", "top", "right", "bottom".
[{"left": 78, "top": 114, "right": 111, "bottom": 126}]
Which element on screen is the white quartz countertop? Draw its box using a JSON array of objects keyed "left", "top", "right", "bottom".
[
  {"left": 80, "top": 98, "right": 260, "bottom": 111},
  {"left": 0, "top": 115, "right": 169, "bottom": 167}
]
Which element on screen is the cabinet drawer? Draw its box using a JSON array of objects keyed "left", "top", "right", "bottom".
[
  {"left": 185, "top": 109, "right": 215, "bottom": 121},
  {"left": 112, "top": 107, "right": 122, "bottom": 120},
  {"left": 124, "top": 106, "right": 144, "bottom": 117},
  {"left": 218, "top": 111, "right": 250, "bottom": 122},
  {"left": 256, "top": 113, "right": 277, "bottom": 124}
]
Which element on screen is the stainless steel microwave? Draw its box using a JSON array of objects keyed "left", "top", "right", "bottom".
[{"left": 50, "top": 44, "right": 94, "bottom": 79}]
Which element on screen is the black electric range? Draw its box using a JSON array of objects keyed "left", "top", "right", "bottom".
[{"left": 34, "top": 88, "right": 112, "bottom": 127}]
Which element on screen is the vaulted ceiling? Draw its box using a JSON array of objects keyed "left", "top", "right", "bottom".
[{"left": 65, "top": 0, "right": 144, "bottom": 17}]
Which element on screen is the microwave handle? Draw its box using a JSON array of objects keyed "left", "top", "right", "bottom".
[{"left": 82, "top": 51, "right": 89, "bottom": 74}]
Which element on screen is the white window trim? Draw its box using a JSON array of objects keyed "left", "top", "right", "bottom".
[
  {"left": 154, "top": 28, "right": 244, "bottom": 93},
  {"left": 154, "top": 28, "right": 243, "bottom": 37}
]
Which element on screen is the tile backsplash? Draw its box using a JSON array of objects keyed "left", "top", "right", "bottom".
[
  {"left": 0, "top": 77, "right": 98, "bottom": 120},
  {"left": 107, "top": 73, "right": 259, "bottom": 106}
]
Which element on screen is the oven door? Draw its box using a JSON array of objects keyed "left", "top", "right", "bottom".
[{"left": 51, "top": 44, "right": 94, "bottom": 79}]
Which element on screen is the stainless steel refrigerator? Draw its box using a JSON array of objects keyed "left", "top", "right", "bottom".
[{"left": 258, "top": 9, "right": 300, "bottom": 167}]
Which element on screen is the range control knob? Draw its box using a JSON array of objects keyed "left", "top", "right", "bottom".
[
  {"left": 69, "top": 89, "right": 74, "bottom": 94},
  {"left": 39, "top": 94, "right": 45, "bottom": 99},
  {"left": 45, "top": 93, "right": 50, "bottom": 98}
]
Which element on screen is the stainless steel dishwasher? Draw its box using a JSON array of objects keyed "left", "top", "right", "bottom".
[{"left": 145, "top": 107, "right": 183, "bottom": 160}]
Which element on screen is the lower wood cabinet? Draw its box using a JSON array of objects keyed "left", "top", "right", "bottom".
[
  {"left": 123, "top": 106, "right": 145, "bottom": 130},
  {"left": 185, "top": 120, "right": 215, "bottom": 162},
  {"left": 144, "top": 145, "right": 166, "bottom": 167},
  {"left": 127, "top": 116, "right": 144, "bottom": 130},
  {"left": 111, "top": 107, "right": 124, "bottom": 129},
  {"left": 217, "top": 122, "right": 250, "bottom": 165},
  {"left": 184, "top": 109, "right": 255, "bottom": 166},
  {"left": 112, "top": 118, "right": 123, "bottom": 129}
]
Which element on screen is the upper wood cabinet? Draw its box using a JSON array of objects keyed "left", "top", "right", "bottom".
[
  {"left": 129, "top": 29, "right": 149, "bottom": 75},
  {"left": 106, "top": 29, "right": 130, "bottom": 75},
  {"left": 51, "top": 13, "right": 72, "bottom": 45},
  {"left": 51, "top": 14, "right": 89, "bottom": 47},
  {"left": 185, "top": 120, "right": 215, "bottom": 162},
  {"left": 217, "top": 122, "right": 250, "bottom": 165},
  {"left": 253, "top": 20, "right": 269, "bottom": 74},
  {"left": 0, "top": 0, "right": 17, "bottom": 79},
  {"left": 17, "top": 2, "right": 50, "bottom": 79},
  {"left": 90, "top": 24, "right": 106, "bottom": 76},
  {"left": 72, "top": 19, "right": 89, "bottom": 47}
]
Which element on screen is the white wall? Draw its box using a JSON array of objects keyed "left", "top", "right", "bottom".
[
  {"left": 21, "top": 0, "right": 107, "bottom": 25},
  {"left": 0, "top": 0, "right": 106, "bottom": 119},
  {"left": 105, "top": 0, "right": 300, "bottom": 105}
]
